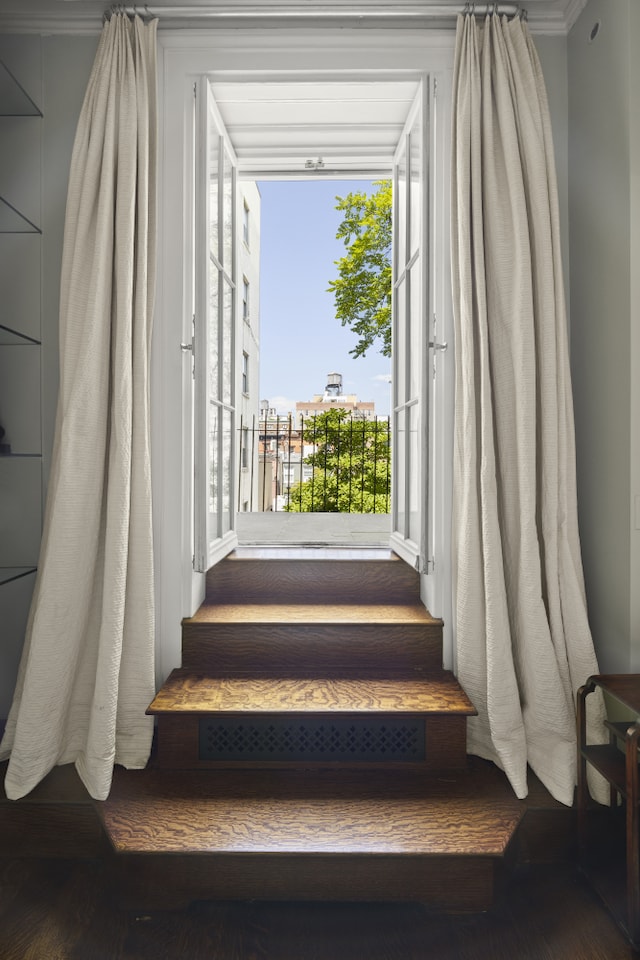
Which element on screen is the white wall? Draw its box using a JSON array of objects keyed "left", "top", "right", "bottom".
[
  {"left": 568, "top": 0, "right": 639, "bottom": 671},
  {"left": 535, "top": 36, "right": 570, "bottom": 316}
]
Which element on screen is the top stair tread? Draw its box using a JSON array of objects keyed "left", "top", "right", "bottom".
[
  {"left": 187, "top": 602, "right": 440, "bottom": 625},
  {"left": 148, "top": 668, "right": 477, "bottom": 716},
  {"left": 226, "top": 547, "right": 399, "bottom": 561}
]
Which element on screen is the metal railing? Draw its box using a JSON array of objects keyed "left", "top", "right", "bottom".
[{"left": 237, "top": 413, "right": 391, "bottom": 514}]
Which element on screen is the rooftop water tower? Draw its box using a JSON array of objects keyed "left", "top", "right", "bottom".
[{"left": 325, "top": 372, "right": 343, "bottom": 397}]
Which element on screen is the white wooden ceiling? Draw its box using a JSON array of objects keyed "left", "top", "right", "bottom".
[
  {"left": 0, "top": 1, "right": 589, "bottom": 36},
  {"left": 211, "top": 79, "right": 420, "bottom": 178}
]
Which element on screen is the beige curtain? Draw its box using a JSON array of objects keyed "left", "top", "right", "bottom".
[
  {"left": 0, "top": 13, "right": 158, "bottom": 801},
  {"left": 451, "top": 12, "right": 605, "bottom": 806}
]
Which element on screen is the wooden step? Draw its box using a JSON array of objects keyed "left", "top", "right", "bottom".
[
  {"left": 148, "top": 670, "right": 475, "bottom": 770},
  {"left": 96, "top": 761, "right": 525, "bottom": 912},
  {"left": 182, "top": 602, "right": 443, "bottom": 675},
  {"left": 206, "top": 547, "right": 421, "bottom": 605},
  {"left": 148, "top": 669, "right": 476, "bottom": 716}
]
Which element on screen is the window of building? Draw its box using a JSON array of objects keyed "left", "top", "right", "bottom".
[
  {"left": 243, "top": 200, "right": 250, "bottom": 247},
  {"left": 242, "top": 351, "right": 249, "bottom": 395},
  {"left": 241, "top": 426, "right": 249, "bottom": 468},
  {"left": 242, "top": 277, "right": 250, "bottom": 322}
]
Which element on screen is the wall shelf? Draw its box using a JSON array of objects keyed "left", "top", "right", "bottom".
[
  {"left": 0, "top": 37, "right": 43, "bottom": 720},
  {"left": 0, "top": 195, "right": 41, "bottom": 233},
  {"left": 0, "top": 326, "right": 41, "bottom": 346},
  {"left": 0, "top": 61, "right": 41, "bottom": 117},
  {"left": 0, "top": 52, "right": 42, "bottom": 580},
  {"left": 0, "top": 566, "right": 37, "bottom": 587}
]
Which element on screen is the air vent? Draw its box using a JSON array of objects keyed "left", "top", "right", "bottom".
[{"left": 199, "top": 715, "right": 425, "bottom": 763}]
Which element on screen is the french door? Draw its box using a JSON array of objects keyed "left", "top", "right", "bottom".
[
  {"left": 192, "top": 75, "right": 434, "bottom": 580},
  {"left": 390, "top": 82, "right": 429, "bottom": 572},
  {"left": 193, "top": 79, "right": 239, "bottom": 572}
]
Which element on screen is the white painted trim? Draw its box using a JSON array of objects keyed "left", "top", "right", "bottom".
[
  {"left": 0, "top": 3, "right": 588, "bottom": 37},
  {"left": 423, "top": 67, "right": 455, "bottom": 671},
  {"left": 153, "top": 27, "right": 458, "bottom": 687},
  {"left": 564, "top": 0, "right": 589, "bottom": 32},
  {"left": 152, "top": 49, "right": 200, "bottom": 685}
]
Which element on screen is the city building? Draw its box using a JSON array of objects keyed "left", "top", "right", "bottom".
[
  {"left": 236, "top": 181, "right": 261, "bottom": 514},
  {"left": 295, "top": 372, "right": 376, "bottom": 424}
]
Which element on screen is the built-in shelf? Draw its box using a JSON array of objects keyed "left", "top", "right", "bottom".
[
  {"left": 0, "top": 39, "right": 42, "bottom": 721},
  {"left": 0, "top": 195, "right": 41, "bottom": 234},
  {"left": 0, "top": 326, "right": 41, "bottom": 346},
  {"left": 0, "top": 566, "right": 37, "bottom": 587},
  {"left": 0, "top": 61, "right": 41, "bottom": 118}
]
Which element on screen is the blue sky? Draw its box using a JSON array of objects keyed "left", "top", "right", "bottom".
[{"left": 257, "top": 179, "right": 392, "bottom": 418}]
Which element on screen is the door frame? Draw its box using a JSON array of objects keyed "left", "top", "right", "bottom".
[
  {"left": 152, "top": 27, "right": 456, "bottom": 688},
  {"left": 194, "top": 78, "right": 240, "bottom": 574},
  {"left": 389, "top": 79, "right": 429, "bottom": 574}
]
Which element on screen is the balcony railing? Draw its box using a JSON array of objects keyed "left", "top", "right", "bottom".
[{"left": 238, "top": 413, "right": 391, "bottom": 514}]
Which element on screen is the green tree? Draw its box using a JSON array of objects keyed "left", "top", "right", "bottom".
[
  {"left": 328, "top": 179, "right": 392, "bottom": 359},
  {"left": 285, "top": 409, "right": 390, "bottom": 514}
]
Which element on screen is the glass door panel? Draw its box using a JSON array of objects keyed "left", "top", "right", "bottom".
[
  {"left": 194, "top": 78, "right": 238, "bottom": 572},
  {"left": 390, "top": 82, "right": 428, "bottom": 570}
]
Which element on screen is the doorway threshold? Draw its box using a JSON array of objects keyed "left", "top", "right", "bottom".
[{"left": 236, "top": 512, "right": 390, "bottom": 547}]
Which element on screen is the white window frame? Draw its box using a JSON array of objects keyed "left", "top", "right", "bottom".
[
  {"left": 242, "top": 276, "right": 250, "bottom": 323},
  {"left": 152, "top": 28, "right": 456, "bottom": 687},
  {"left": 243, "top": 199, "right": 250, "bottom": 247},
  {"left": 242, "top": 350, "right": 249, "bottom": 396}
]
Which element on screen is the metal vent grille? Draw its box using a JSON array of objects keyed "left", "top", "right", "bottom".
[{"left": 199, "top": 716, "right": 425, "bottom": 762}]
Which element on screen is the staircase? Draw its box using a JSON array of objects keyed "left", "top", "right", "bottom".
[{"left": 97, "top": 547, "right": 526, "bottom": 912}]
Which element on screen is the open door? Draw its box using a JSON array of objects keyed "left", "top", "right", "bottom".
[
  {"left": 390, "top": 82, "right": 429, "bottom": 571},
  {"left": 193, "top": 79, "right": 239, "bottom": 572}
]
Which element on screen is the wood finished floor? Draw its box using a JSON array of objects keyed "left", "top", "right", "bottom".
[{"left": 1, "top": 858, "right": 637, "bottom": 959}]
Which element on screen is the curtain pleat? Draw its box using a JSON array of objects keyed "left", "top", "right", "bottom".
[
  {"left": 451, "top": 13, "right": 606, "bottom": 806},
  {"left": 0, "top": 13, "right": 158, "bottom": 801}
]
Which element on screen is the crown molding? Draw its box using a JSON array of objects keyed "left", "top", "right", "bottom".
[
  {"left": 0, "top": 1, "right": 592, "bottom": 37},
  {"left": 563, "top": 0, "right": 589, "bottom": 32}
]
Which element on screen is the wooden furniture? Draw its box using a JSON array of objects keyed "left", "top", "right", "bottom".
[{"left": 577, "top": 674, "right": 640, "bottom": 948}]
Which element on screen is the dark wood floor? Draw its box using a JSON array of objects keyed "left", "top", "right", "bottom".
[{"left": 1, "top": 857, "right": 638, "bottom": 959}]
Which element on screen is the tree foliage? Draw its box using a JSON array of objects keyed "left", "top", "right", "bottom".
[
  {"left": 328, "top": 179, "right": 392, "bottom": 359},
  {"left": 285, "top": 409, "right": 390, "bottom": 514}
]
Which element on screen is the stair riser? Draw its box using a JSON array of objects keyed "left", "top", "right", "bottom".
[
  {"left": 182, "top": 623, "right": 443, "bottom": 674},
  {"left": 207, "top": 558, "right": 421, "bottom": 605},
  {"left": 154, "top": 714, "right": 468, "bottom": 771},
  {"left": 111, "top": 852, "right": 497, "bottom": 912}
]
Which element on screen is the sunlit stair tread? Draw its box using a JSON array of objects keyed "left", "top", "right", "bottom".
[
  {"left": 225, "top": 546, "right": 398, "bottom": 561},
  {"left": 147, "top": 668, "right": 477, "bottom": 716},
  {"left": 186, "top": 602, "right": 439, "bottom": 624},
  {"left": 98, "top": 764, "right": 523, "bottom": 857}
]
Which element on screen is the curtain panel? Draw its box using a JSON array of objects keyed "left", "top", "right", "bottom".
[
  {"left": 450, "top": 12, "right": 606, "bottom": 806},
  {"left": 0, "top": 13, "right": 158, "bottom": 801}
]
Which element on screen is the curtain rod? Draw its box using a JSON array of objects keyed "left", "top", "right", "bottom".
[{"left": 105, "top": 4, "right": 525, "bottom": 22}]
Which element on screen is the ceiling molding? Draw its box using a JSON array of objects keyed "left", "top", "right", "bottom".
[
  {"left": 0, "top": 1, "right": 591, "bottom": 37},
  {"left": 563, "top": 0, "right": 589, "bottom": 32}
]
